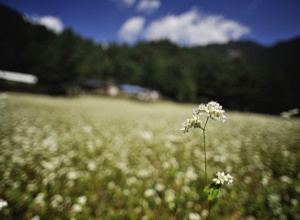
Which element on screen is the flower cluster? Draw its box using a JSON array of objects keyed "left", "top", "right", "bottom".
[
  {"left": 212, "top": 171, "right": 233, "bottom": 185},
  {"left": 180, "top": 115, "right": 202, "bottom": 133},
  {"left": 280, "top": 108, "right": 299, "bottom": 119},
  {"left": 204, "top": 172, "right": 233, "bottom": 201},
  {"left": 180, "top": 101, "right": 226, "bottom": 133},
  {"left": 205, "top": 101, "right": 226, "bottom": 122}
]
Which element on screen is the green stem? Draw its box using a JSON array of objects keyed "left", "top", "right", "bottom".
[
  {"left": 208, "top": 200, "right": 212, "bottom": 220},
  {"left": 203, "top": 128, "right": 207, "bottom": 185},
  {"left": 203, "top": 117, "right": 209, "bottom": 185},
  {"left": 202, "top": 117, "right": 210, "bottom": 219}
]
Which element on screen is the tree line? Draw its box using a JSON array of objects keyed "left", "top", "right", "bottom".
[{"left": 1, "top": 4, "right": 299, "bottom": 114}]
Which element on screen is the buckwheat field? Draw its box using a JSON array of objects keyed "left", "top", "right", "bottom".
[{"left": 0, "top": 93, "right": 299, "bottom": 220}]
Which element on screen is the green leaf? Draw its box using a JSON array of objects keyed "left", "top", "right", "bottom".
[
  {"left": 207, "top": 188, "right": 220, "bottom": 200},
  {"left": 204, "top": 185, "right": 210, "bottom": 193},
  {"left": 204, "top": 183, "right": 221, "bottom": 200},
  {"left": 212, "top": 188, "right": 220, "bottom": 198}
]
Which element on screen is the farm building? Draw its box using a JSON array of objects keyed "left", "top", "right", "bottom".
[
  {"left": 81, "top": 81, "right": 159, "bottom": 101},
  {"left": 0, "top": 70, "right": 38, "bottom": 92},
  {"left": 119, "top": 84, "right": 159, "bottom": 101},
  {"left": 81, "top": 80, "right": 119, "bottom": 96}
]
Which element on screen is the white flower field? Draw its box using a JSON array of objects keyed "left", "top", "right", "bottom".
[{"left": 0, "top": 93, "right": 299, "bottom": 219}]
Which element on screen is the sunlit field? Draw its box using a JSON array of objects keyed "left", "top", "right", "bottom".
[{"left": 1, "top": 93, "right": 299, "bottom": 220}]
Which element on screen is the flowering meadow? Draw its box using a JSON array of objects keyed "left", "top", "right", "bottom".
[{"left": 0, "top": 93, "right": 299, "bottom": 220}]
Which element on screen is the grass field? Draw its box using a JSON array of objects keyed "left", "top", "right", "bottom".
[{"left": 0, "top": 93, "right": 299, "bottom": 220}]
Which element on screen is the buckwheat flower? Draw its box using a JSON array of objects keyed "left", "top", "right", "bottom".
[
  {"left": 155, "top": 183, "right": 165, "bottom": 192},
  {"left": 67, "top": 171, "right": 79, "bottom": 180},
  {"left": 77, "top": 196, "right": 87, "bottom": 205},
  {"left": 34, "top": 193, "right": 46, "bottom": 207},
  {"left": 212, "top": 171, "right": 233, "bottom": 185},
  {"left": 181, "top": 101, "right": 226, "bottom": 133},
  {"left": 31, "top": 216, "right": 40, "bottom": 220},
  {"left": 154, "top": 196, "right": 162, "bottom": 205},
  {"left": 180, "top": 119, "right": 192, "bottom": 133},
  {"left": 281, "top": 108, "right": 299, "bottom": 118},
  {"left": 0, "top": 198, "right": 8, "bottom": 211},
  {"left": 280, "top": 175, "right": 293, "bottom": 184},
  {"left": 144, "top": 189, "right": 156, "bottom": 198},
  {"left": 180, "top": 115, "right": 203, "bottom": 133},
  {"left": 164, "top": 189, "right": 175, "bottom": 203},
  {"left": 71, "top": 204, "right": 82, "bottom": 213},
  {"left": 192, "top": 104, "right": 206, "bottom": 116},
  {"left": 50, "top": 194, "right": 63, "bottom": 208},
  {"left": 291, "top": 198, "right": 298, "bottom": 207},
  {"left": 189, "top": 212, "right": 201, "bottom": 220},
  {"left": 206, "top": 101, "right": 226, "bottom": 122},
  {"left": 201, "top": 209, "right": 209, "bottom": 218},
  {"left": 191, "top": 115, "right": 202, "bottom": 128}
]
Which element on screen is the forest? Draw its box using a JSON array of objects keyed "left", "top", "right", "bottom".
[{"left": 1, "top": 4, "right": 299, "bottom": 114}]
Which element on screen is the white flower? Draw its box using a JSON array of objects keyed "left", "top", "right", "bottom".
[
  {"left": 281, "top": 108, "right": 299, "bottom": 118},
  {"left": 181, "top": 101, "right": 226, "bottom": 133},
  {"left": 126, "top": 176, "right": 138, "bottom": 186},
  {"left": 201, "top": 209, "right": 209, "bottom": 218},
  {"left": 180, "top": 115, "right": 202, "bottom": 133},
  {"left": 189, "top": 212, "right": 201, "bottom": 220},
  {"left": 67, "top": 171, "right": 79, "bottom": 180},
  {"left": 291, "top": 199, "right": 298, "bottom": 207},
  {"left": 77, "top": 196, "right": 87, "bottom": 205},
  {"left": 185, "top": 167, "right": 198, "bottom": 182},
  {"left": 212, "top": 171, "right": 233, "bottom": 185},
  {"left": 206, "top": 101, "right": 226, "bottom": 122},
  {"left": 83, "top": 126, "right": 92, "bottom": 134},
  {"left": 280, "top": 175, "right": 293, "bottom": 184},
  {"left": 155, "top": 183, "right": 165, "bottom": 192},
  {"left": 50, "top": 194, "right": 63, "bottom": 208},
  {"left": 180, "top": 119, "right": 190, "bottom": 133},
  {"left": 71, "top": 204, "right": 82, "bottom": 213},
  {"left": 34, "top": 193, "right": 46, "bottom": 207},
  {"left": 192, "top": 104, "right": 206, "bottom": 116},
  {"left": 108, "top": 181, "right": 116, "bottom": 190},
  {"left": 0, "top": 198, "right": 8, "bottom": 210},
  {"left": 268, "top": 194, "right": 280, "bottom": 204},
  {"left": 144, "top": 189, "right": 156, "bottom": 198},
  {"left": 164, "top": 189, "right": 175, "bottom": 203},
  {"left": 30, "top": 216, "right": 40, "bottom": 220}
]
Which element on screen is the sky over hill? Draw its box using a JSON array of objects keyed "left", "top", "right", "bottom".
[{"left": 1, "top": 0, "right": 300, "bottom": 46}]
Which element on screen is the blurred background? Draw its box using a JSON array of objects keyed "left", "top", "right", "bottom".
[
  {"left": 1, "top": 1, "right": 300, "bottom": 219},
  {"left": 0, "top": 0, "right": 300, "bottom": 114}
]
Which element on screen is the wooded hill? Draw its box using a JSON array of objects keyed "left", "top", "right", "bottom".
[{"left": 1, "top": 4, "right": 299, "bottom": 114}]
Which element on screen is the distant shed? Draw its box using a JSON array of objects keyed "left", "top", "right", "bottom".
[
  {"left": 119, "top": 84, "right": 159, "bottom": 101},
  {"left": 81, "top": 80, "right": 119, "bottom": 96},
  {"left": 0, "top": 70, "right": 38, "bottom": 92},
  {"left": 0, "top": 70, "right": 38, "bottom": 84}
]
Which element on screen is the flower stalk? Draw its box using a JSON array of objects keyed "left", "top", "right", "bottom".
[
  {"left": 203, "top": 117, "right": 209, "bottom": 185},
  {"left": 181, "top": 101, "right": 232, "bottom": 219}
]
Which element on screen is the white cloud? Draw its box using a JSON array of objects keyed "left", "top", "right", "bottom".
[
  {"left": 112, "top": 0, "right": 136, "bottom": 7},
  {"left": 123, "top": 0, "right": 136, "bottom": 5},
  {"left": 137, "top": 0, "right": 161, "bottom": 13},
  {"left": 27, "top": 15, "right": 64, "bottom": 34},
  {"left": 144, "top": 9, "right": 250, "bottom": 46},
  {"left": 119, "top": 17, "right": 145, "bottom": 42}
]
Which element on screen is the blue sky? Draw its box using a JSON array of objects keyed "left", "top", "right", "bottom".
[{"left": 1, "top": 0, "right": 300, "bottom": 46}]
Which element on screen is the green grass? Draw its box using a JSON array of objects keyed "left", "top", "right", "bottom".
[{"left": 1, "top": 93, "right": 299, "bottom": 220}]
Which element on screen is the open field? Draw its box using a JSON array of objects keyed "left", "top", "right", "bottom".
[{"left": 0, "top": 93, "right": 299, "bottom": 219}]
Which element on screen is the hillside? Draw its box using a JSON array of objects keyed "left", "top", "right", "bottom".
[{"left": 198, "top": 37, "right": 300, "bottom": 70}]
